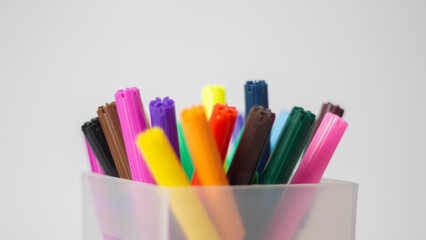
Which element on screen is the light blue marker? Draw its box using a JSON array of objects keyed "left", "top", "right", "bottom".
[{"left": 270, "top": 110, "right": 290, "bottom": 151}]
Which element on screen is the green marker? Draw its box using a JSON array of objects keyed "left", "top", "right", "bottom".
[
  {"left": 177, "top": 122, "right": 194, "bottom": 179},
  {"left": 251, "top": 171, "right": 259, "bottom": 184},
  {"left": 225, "top": 129, "right": 243, "bottom": 171},
  {"left": 259, "top": 107, "right": 315, "bottom": 184}
]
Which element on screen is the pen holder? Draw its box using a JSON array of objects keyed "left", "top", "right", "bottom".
[{"left": 83, "top": 173, "right": 358, "bottom": 240}]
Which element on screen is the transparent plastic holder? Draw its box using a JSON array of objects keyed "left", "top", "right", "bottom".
[{"left": 83, "top": 173, "right": 358, "bottom": 240}]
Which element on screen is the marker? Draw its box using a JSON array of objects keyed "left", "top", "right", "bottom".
[
  {"left": 84, "top": 138, "right": 104, "bottom": 174},
  {"left": 231, "top": 114, "right": 245, "bottom": 143},
  {"left": 137, "top": 127, "right": 191, "bottom": 186},
  {"left": 177, "top": 122, "right": 194, "bottom": 179},
  {"left": 226, "top": 130, "right": 243, "bottom": 172},
  {"left": 269, "top": 114, "right": 348, "bottom": 240},
  {"left": 226, "top": 113, "right": 244, "bottom": 170},
  {"left": 305, "top": 102, "right": 344, "bottom": 150},
  {"left": 191, "top": 104, "right": 237, "bottom": 185},
  {"left": 97, "top": 102, "right": 132, "bottom": 180},
  {"left": 244, "top": 80, "right": 270, "bottom": 175},
  {"left": 226, "top": 106, "right": 275, "bottom": 185},
  {"left": 252, "top": 171, "right": 259, "bottom": 184},
  {"left": 137, "top": 128, "right": 220, "bottom": 240},
  {"left": 202, "top": 85, "right": 225, "bottom": 118},
  {"left": 291, "top": 113, "right": 348, "bottom": 184},
  {"left": 181, "top": 105, "right": 245, "bottom": 240},
  {"left": 260, "top": 107, "right": 315, "bottom": 184},
  {"left": 210, "top": 104, "right": 238, "bottom": 160},
  {"left": 115, "top": 87, "right": 154, "bottom": 183},
  {"left": 244, "top": 81, "right": 269, "bottom": 118},
  {"left": 82, "top": 118, "right": 119, "bottom": 177},
  {"left": 181, "top": 105, "right": 228, "bottom": 185},
  {"left": 149, "top": 97, "right": 180, "bottom": 160},
  {"left": 270, "top": 110, "right": 289, "bottom": 151}
]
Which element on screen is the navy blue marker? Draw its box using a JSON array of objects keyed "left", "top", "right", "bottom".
[{"left": 244, "top": 80, "right": 270, "bottom": 176}]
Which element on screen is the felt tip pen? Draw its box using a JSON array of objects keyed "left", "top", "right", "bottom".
[
  {"left": 137, "top": 128, "right": 221, "bottom": 240},
  {"left": 260, "top": 107, "right": 315, "bottom": 184},
  {"left": 291, "top": 112, "right": 348, "bottom": 184},
  {"left": 202, "top": 85, "right": 226, "bottom": 118},
  {"left": 244, "top": 80, "right": 271, "bottom": 175},
  {"left": 115, "top": 87, "right": 154, "bottom": 183},
  {"left": 82, "top": 118, "right": 119, "bottom": 177},
  {"left": 149, "top": 97, "right": 180, "bottom": 160},
  {"left": 97, "top": 102, "right": 132, "bottom": 180},
  {"left": 305, "top": 102, "right": 344, "bottom": 150},
  {"left": 227, "top": 106, "right": 275, "bottom": 185},
  {"left": 191, "top": 104, "right": 237, "bottom": 185}
]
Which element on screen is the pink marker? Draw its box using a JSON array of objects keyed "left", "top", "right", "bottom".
[
  {"left": 85, "top": 138, "right": 104, "bottom": 174},
  {"left": 291, "top": 112, "right": 348, "bottom": 184},
  {"left": 115, "top": 87, "right": 155, "bottom": 183}
]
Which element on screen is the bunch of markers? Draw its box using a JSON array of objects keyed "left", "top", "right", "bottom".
[{"left": 82, "top": 80, "right": 347, "bottom": 188}]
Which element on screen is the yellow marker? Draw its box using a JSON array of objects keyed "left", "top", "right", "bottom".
[
  {"left": 137, "top": 128, "right": 220, "bottom": 240},
  {"left": 202, "top": 85, "right": 225, "bottom": 118}
]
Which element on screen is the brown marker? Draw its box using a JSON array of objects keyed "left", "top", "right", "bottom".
[
  {"left": 226, "top": 106, "right": 275, "bottom": 185},
  {"left": 305, "top": 102, "right": 344, "bottom": 149},
  {"left": 97, "top": 102, "right": 132, "bottom": 180}
]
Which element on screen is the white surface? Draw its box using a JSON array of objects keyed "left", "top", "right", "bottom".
[{"left": 0, "top": 0, "right": 425, "bottom": 239}]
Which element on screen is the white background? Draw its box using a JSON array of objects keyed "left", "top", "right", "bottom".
[{"left": 1, "top": 0, "right": 425, "bottom": 239}]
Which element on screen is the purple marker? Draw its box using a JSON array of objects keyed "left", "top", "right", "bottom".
[
  {"left": 149, "top": 97, "right": 180, "bottom": 161},
  {"left": 231, "top": 114, "right": 244, "bottom": 143}
]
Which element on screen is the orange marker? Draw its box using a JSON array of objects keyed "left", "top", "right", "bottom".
[
  {"left": 191, "top": 104, "right": 237, "bottom": 185},
  {"left": 181, "top": 105, "right": 228, "bottom": 185},
  {"left": 181, "top": 105, "right": 245, "bottom": 240}
]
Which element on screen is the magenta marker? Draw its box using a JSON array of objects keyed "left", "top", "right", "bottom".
[
  {"left": 115, "top": 87, "right": 155, "bottom": 183},
  {"left": 85, "top": 138, "right": 104, "bottom": 174}
]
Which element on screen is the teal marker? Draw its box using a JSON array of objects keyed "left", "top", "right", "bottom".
[{"left": 260, "top": 107, "right": 315, "bottom": 184}]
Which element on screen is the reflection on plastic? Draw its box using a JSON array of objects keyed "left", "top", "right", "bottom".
[{"left": 266, "top": 186, "right": 317, "bottom": 240}]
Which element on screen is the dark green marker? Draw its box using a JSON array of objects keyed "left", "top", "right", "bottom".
[{"left": 259, "top": 107, "right": 315, "bottom": 184}]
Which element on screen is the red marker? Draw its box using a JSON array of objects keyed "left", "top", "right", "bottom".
[{"left": 191, "top": 104, "right": 237, "bottom": 185}]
